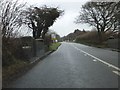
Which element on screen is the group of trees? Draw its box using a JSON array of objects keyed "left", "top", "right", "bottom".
[
  {"left": 62, "top": 29, "right": 86, "bottom": 41},
  {"left": 1, "top": 0, "right": 63, "bottom": 66},
  {"left": 1, "top": 0, "right": 63, "bottom": 40},
  {"left": 75, "top": 2, "right": 120, "bottom": 42}
]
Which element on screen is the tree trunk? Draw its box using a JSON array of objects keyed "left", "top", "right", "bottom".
[
  {"left": 97, "top": 30, "right": 102, "bottom": 43},
  {"left": 36, "top": 28, "right": 42, "bottom": 38},
  {"left": 33, "top": 30, "right": 36, "bottom": 39},
  {"left": 42, "top": 28, "right": 48, "bottom": 39}
]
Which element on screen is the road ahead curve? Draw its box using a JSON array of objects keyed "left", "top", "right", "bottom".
[{"left": 6, "top": 42, "right": 119, "bottom": 88}]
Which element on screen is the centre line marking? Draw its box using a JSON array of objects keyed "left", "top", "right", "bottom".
[{"left": 72, "top": 45, "right": 120, "bottom": 72}]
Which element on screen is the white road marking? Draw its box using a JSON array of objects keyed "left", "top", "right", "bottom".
[
  {"left": 93, "top": 59, "right": 97, "bottom": 62},
  {"left": 113, "top": 71, "right": 120, "bottom": 76},
  {"left": 72, "top": 45, "right": 120, "bottom": 72}
]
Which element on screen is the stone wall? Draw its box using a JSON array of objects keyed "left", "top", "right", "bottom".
[{"left": 21, "top": 36, "right": 47, "bottom": 61}]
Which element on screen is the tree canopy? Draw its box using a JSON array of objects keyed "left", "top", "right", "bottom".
[
  {"left": 24, "top": 6, "right": 64, "bottom": 39},
  {"left": 75, "top": 2, "right": 120, "bottom": 41}
]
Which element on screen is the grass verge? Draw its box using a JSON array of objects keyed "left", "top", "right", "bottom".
[
  {"left": 49, "top": 42, "right": 61, "bottom": 51},
  {"left": 2, "top": 60, "right": 29, "bottom": 86}
]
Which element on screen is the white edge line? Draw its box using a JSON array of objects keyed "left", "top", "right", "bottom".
[
  {"left": 72, "top": 45, "right": 120, "bottom": 72},
  {"left": 113, "top": 71, "right": 120, "bottom": 76}
]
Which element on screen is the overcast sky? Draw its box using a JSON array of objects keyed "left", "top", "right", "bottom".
[{"left": 19, "top": 0, "right": 92, "bottom": 37}]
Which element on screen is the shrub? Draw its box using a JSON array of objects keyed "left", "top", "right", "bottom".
[
  {"left": 76, "top": 31, "right": 99, "bottom": 44},
  {"left": 2, "top": 37, "right": 27, "bottom": 67},
  {"left": 75, "top": 30, "right": 111, "bottom": 44}
]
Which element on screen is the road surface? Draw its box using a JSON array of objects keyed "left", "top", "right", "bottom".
[{"left": 6, "top": 42, "right": 119, "bottom": 88}]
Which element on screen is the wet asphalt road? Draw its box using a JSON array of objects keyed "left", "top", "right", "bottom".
[{"left": 6, "top": 42, "right": 119, "bottom": 88}]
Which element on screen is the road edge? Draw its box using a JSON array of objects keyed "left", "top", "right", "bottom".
[{"left": 2, "top": 50, "right": 54, "bottom": 88}]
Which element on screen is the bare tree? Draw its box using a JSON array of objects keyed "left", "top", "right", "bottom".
[
  {"left": 0, "top": 0, "right": 26, "bottom": 40},
  {"left": 75, "top": 2, "right": 120, "bottom": 42},
  {"left": 115, "top": 2, "right": 120, "bottom": 33}
]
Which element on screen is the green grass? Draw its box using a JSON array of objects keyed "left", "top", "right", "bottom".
[{"left": 49, "top": 42, "right": 61, "bottom": 51}]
